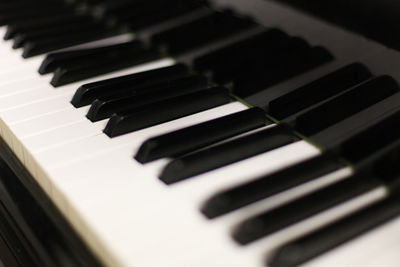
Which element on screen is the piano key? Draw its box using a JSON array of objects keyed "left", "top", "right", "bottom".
[
  {"left": 232, "top": 46, "right": 334, "bottom": 97},
  {"left": 121, "top": 0, "right": 211, "bottom": 31},
  {"left": 135, "top": 107, "right": 269, "bottom": 163},
  {"left": 71, "top": 63, "right": 189, "bottom": 108},
  {"left": 4, "top": 14, "right": 95, "bottom": 40},
  {"left": 50, "top": 46, "right": 160, "bottom": 87},
  {"left": 22, "top": 29, "right": 122, "bottom": 58},
  {"left": 295, "top": 75, "right": 400, "bottom": 136},
  {"left": 104, "top": 87, "right": 231, "bottom": 137},
  {"left": 86, "top": 75, "right": 208, "bottom": 122},
  {"left": 210, "top": 36, "right": 310, "bottom": 84},
  {"left": 268, "top": 63, "right": 373, "bottom": 120},
  {"left": 0, "top": 5, "right": 71, "bottom": 26},
  {"left": 201, "top": 153, "right": 345, "bottom": 219},
  {"left": 39, "top": 40, "right": 146, "bottom": 74},
  {"left": 159, "top": 125, "right": 298, "bottom": 184},
  {"left": 151, "top": 10, "right": 256, "bottom": 55},
  {"left": 268, "top": 194, "right": 400, "bottom": 267},
  {"left": 12, "top": 21, "right": 104, "bottom": 49},
  {"left": 233, "top": 174, "right": 382, "bottom": 245},
  {"left": 27, "top": 102, "right": 248, "bottom": 176},
  {"left": 193, "top": 28, "right": 289, "bottom": 72}
]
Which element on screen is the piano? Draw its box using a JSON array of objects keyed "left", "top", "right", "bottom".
[{"left": 0, "top": 0, "right": 399, "bottom": 266}]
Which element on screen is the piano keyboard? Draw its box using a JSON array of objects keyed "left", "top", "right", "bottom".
[{"left": 0, "top": 0, "right": 400, "bottom": 266}]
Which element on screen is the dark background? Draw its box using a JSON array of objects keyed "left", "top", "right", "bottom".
[{"left": 274, "top": 0, "right": 400, "bottom": 50}]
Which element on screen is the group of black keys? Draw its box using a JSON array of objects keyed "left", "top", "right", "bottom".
[{"left": 2, "top": 0, "right": 400, "bottom": 266}]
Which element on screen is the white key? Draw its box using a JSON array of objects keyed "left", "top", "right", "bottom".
[{"left": 41, "top": 140, "right": 319, "bottom": 267}]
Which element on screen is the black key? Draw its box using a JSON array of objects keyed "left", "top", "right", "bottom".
[
  {"left": 122, "top": 0, "right": 210, "bottom": 30},
  {"left": 135, "top": 107, "right": 269, "bottom": 163},
  {"left": 193, "top": 29, "right": 289, "bottom": 72},
  {"left": 87, "top": 75, "right": 208, "bottom": 122},
  {"left": 22, "top": 29, "right": 116, "bottom": 58},
  {"left": 104, "top": 87, "right": 231, "bottom": 137},
  {"left": 50, "top": 45, "right": 159, "bottom": 87},
  {"left": 159, "top": 125, "right": 297, "bottom": 184},
  {"left": 268, "top": 63, "right": 373, "bottom": 120},
  {"left": 210, "top": 36, "right": 309, "bottom": 84},
  {"left": 341, "top": 109, "right": 400, "bottom": 165},
  {"left": 13, "top": 21, "right": 101, "bottom": 49},
  {"left": 0, "top": 6, "right": 70, "bottom": 26},
  {"left": 233, "top": 174, "right": 380, "bottom": 245},
  {"left": 151, "top": 10, "right": 255, "bottom": 55},
  {"left": 39, "top": 40, "right": 145, "bottom": 74},
  {"left": 71, "top": 64, "right": 189, "bottom": 107},
  {"left": 5, "top": 14, "right": 94, "bottom": 40},
  {"left": 268, "top": 195, "right": 400, "bottom": 267},
  {"left": 201, "top": 154, "right": 344, "bottom": 219},
  {"left": 295, "top": 75, "right": 400, "bottom": 136},
  {"left": 232, "top": 46, "right": 334, "bottom": 97}
]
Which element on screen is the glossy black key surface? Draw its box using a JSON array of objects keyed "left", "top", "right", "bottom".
[
  {"left": 268, "top": 195, "right": 400, "bottom": 267},
  {"left": 121, "top": 0, "right": 210, "bottom": 30},
  {"left": 151, "top": 10, "right": 255, "bottom": 55},
  {"left": 233, "top": 174, "right": 380, "bottom": 245},
  {"left": 4, "top": 14, "right": 94, "bottom": 40},
  {"left": 86, "top": 75, "right": 208, "bottom": 122},
  {"left": 0, "top": 6, "right": 70, "bottom": 26},
  {"left": 39, "top": 40, "right": 145, "bottom": 74},
  {"left": 50, "top": 45, "right": 159, "bottom": 87},
  {"left": 71, "top": 64, "right": 189, "bottom": 107},
  {"left": 193, "top": 29, "right": 289, "bottom": 72},
  {"left": 135, "top": 107, "right": 269, "bottom": 163},
  {"left": 104, "top": 87, "right": 231, "bottom": 137},
  {"left": 232, "top": 46, "right": 334, "bottom": 97},
  {"left": 201, "top": 154, "right": 344, "bottom": 219},
  {"left": 22, "top": 28, "right": 116, "bottom": 58},
  {"left": 207, "top": 36, "right": 307, "bottom": 85},
  {"left": 13, "top": 21, "right": 101, "bottom": 49},
  {"left": 268, "top": 63, "right": 373, "bottom": 120},
  {"left": 340, "top": 110, "right": 400, "bottom": 165},
  {"left": 159, "top": 125, "right": 297, "bottom": 184},
  {"left": 295, "top": 75, "right": 400, "bottom": 136}
]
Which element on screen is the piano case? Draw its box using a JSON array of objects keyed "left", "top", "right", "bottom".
[{"left": 0, "top": 137, "right": 101, "bottom": 266}]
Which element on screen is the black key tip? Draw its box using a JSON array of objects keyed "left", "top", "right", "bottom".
[
  {"left": 201, "top": 194, "right": 233, "bottom": 219},
  {"left": 268, "top": 244, "right": 305, "bottom": 267},
  {"left": 134, "top": 139, "right": 160, "bottom": 164},
  {"left": 103, "top": 114, "right": 125, "bottom": 138},
  {"left": 159, "top": 159, "right": 187, "bottom": 185},
  {"left": 232, "top": 218, "right": 266, "bottom": 245}
]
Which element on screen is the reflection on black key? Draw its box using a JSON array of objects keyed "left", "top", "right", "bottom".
[
  {"left": 13, "top": 21, "right": 101, "bottom": 49},
  {"left": 87, "top": 75, "right": 208, "bottom": 122},
  {"left": 160, "top": 125, "right": 297, "bottom": 184},
  {"left": 233, "top": 46, "right": 334, "bottom": 97},
  {"left": 135, "top": 107, "right": 269, "bottom": 163},
  {"left": 295, "top": 75, "right": 400, "bottom": 136},
  {"left": 71, "top": 64, "right": 189, "bottom": 107},
  {"left": 123, "top": 0, "right": 210, "bottom": 30},
  {"left": 22, "top": 29, "right": 117, "bottom": 58},
  {"left": 233, "top": 174, "right": 380, "bottom": 245},
  {"left": 268, "top": 63, "right": 373, "bottom": 120},
  {"left": 40, "top": 40, "right": 145, "bottom": 74},
  {"left": 50, "top": 45, "right": 159, "bottom": 87},
  {"left": 104, "top": 87, "right": 231, "bottom": 137},
  {"left": 268, "top": 195, "right": 400, "bottom": 267},
  {"left": 151, "top": 10, "right": 255, "bottom": 55},
  {"left": 202, "top": 154, "right": 344, "bottom": 219}
]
